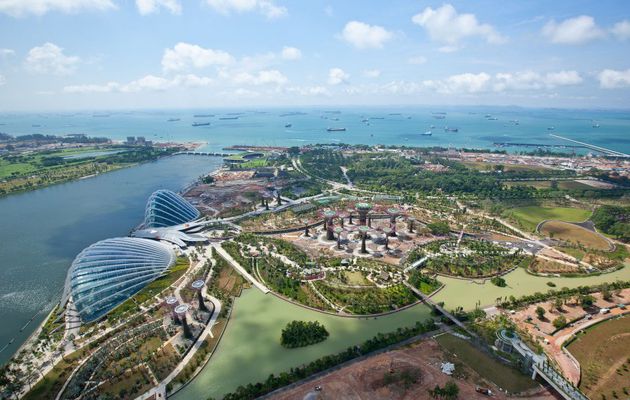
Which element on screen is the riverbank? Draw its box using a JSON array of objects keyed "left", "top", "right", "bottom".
[{"left": 0, "top": 146, "right": 183, "bottom": 197}]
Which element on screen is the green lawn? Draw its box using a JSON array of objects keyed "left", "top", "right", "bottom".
[
  {"left": 503, "top": 206, "right": 592, "bottom": 232},
  {"left": 435, "top": 333, "right": 537, "bottom": 393}
]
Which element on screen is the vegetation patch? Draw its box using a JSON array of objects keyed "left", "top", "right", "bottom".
[
  {"left": 435, "top": 334, "right": 537, "bottom": 393},
  {"left": 280, "top": 320, "right": 329, "bottom": 348},
  {"left": 540, "top": 220, "right": 611, "bottom": 250},
  {"left": 591, "top": 205, "right": 630, "bottom": 242},
  {"left": 567, "top": 316, "right": 630, "bottom": 399},
  {"left": 503, "top": 206, "right": 591, "bottom": 232}
]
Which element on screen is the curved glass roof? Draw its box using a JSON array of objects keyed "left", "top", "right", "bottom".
[
  {"left": 143, "top": 189, "right": 200, "bottom": 228},
  {"left": 69, "top": 237, "right": 176, "bottom": 322}
]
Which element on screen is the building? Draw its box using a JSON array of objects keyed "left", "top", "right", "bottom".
[
  {"left": 143, "top": 189, "right": 201, "bottom": 228},
  {"left": 66, "top": 237, "right": 176, "bottom": 322},
  {"left": 134, "top": 189, "right": 207, "bottom": 247}
]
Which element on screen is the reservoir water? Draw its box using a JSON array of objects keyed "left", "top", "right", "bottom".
[{"left": 0, "top": 155, "right": 222, "bottom": 364}]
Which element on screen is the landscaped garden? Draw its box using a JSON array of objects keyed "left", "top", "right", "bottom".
[{"left": 414, "top": 239, "right": 530, "bottom": 278}]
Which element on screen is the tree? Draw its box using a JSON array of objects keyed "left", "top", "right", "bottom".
[
  {"left": 553, "top": 315, "right": 567, "bottom": 329},
  {"left": 554, "top": 298, "right": 564, "bottom": 311},
  {"left": 535, "top": 306, "right": 546, "bottom": 320},
  {"left": 580, "top": 294, "right": 594, "bottom": 308},
  {"left": 601, "top": 284, "right": 612, "bottom": 301},
  {"left": 427, "top": 221, "right": 450, "bottom": 236}
]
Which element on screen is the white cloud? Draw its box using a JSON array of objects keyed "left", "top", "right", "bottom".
[
  {"left": 423, "top": 72, "right": 491, "bottom": 94},
  {"left": 121, "top": 75, "right": 173, "bottom": 92},
  {"left": 281, "top": 46, "right": 301, "bottom": 60},
  {"left": 328, "top": 67, "right": 349, "bottom": 85},
  {"left": 162, "top": 42, "right": 233, "bottom": 72},
  {"left": 412, "top": 4, "right": 506, "bottom": 46},
  {"left": 25, "top": 43, "right": 80, "bottom": 75},
  {"left": 341, "top": 21, "right": 393, "bottom": 49},
  {"left": 408, "top": 55, "right": 427, "bottom": 65},
  {"left": 136, "top": 0, "right": 181, "bottom": 15},
  {"left": 223, "top": 69, "right": 288, "bottom": 85},
  {"left": 204, "top": 0, "right": 287, "bottom": 19},
  {"left": 64, "top": 81, "right": 120, "bottom": 93},
  {"left": 0, "top": 48, "right": 15, "bottom": 58},
  {"left": 173, "top": 74, "right": 213, "bottom": 87},
  {"left": 286, "top": 85, "right": 330, "bottom": 96},
  {"left": 363, "top": 69, "right": 381, "bottom": 78},
  {"left": 598, "top": 69, "right": 630, "bottom": 89},
  {"left": 542, "top": 16, "right": 605, "bottom": 44},
  {"left": 422, "top": 70, "right": 583, "bottom": 94},
  {"left": 63, "top": 73, "right": 214, "bottom": 93},
  {"left": 611, "top": 20, "right": 630, "bottom": 41},
  {"left": 544, "top": 70, "right": 583, "bottom": 86},
  {"left": 0, "top": 0, "right": 115, "bottom": 17},
  {"left": 493, "top": 70, "right": 582, "bottom": 91}
]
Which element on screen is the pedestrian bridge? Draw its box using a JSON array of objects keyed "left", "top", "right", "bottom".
[{"left": 532, "top": 361, "right": 588, "bottom": 400}]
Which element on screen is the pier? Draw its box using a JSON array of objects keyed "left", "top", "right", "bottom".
[{"left": 549, "top": 134, "right": 630, "bottom": 157}]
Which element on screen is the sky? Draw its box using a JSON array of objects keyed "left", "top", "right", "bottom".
[{"left": 0, "top": 0, "right": 629, "bottom": 111}]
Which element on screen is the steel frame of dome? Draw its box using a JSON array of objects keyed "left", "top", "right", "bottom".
[
  {"left": 143, "top": 189, "right": 200, "bottom": 228},
  {"left": 68, "top": 237, "right": 176, "bottom": 322}
]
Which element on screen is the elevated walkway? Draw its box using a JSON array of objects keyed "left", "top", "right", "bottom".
[{"left": 532, "top": 361, "right": 588, "bottom": 400}]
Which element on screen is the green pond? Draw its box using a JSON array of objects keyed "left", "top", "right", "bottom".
[
  {"left": 172, "top": 290, "right": 432, "bottom": 400},
  {"left": 433, "top": 266, "right": 630, "bottom": 311}
]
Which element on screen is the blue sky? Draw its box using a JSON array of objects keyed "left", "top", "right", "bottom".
[{"left": 0, "top": 0, "right": 629, "bottom": 110}]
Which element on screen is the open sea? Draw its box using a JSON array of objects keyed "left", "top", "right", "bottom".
[{"left": 1, "top": 106, "right": 629, "bottom": 154}]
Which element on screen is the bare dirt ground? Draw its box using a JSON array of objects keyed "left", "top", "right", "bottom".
[
  {"left": 510, "top": 289, "right": 629, "bottom": 385},
  {"left": 513, "top": 289, "right": 629, "bottom": 335},
  {"left": 270, "top": 339, "right": 555, "bottom": 400}
]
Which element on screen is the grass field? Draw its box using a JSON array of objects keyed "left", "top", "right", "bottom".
[
  {"left": 539, "top": 220, "right": 611, "bottom": 250},
  {"left": 503, "top": 206, "right": 592, "bottom": 232},
  {"left": 567, "top": 316, "right": 630, "bottom": 399},
  {"left": 462, "top": 161, "right": 550, "bottom": 173},
  {"left": 505, "top": 180, "right": 597, "bottom": 191},
  {"left": 435, "top": 333, "right": 537, "bottom": 393}
]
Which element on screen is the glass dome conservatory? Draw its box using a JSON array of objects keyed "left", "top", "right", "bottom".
[
  {"left": 69, "top": 237, "right": 176, "bottom": 322},
  {"left": 143, "top": 189, "right": 201, "bottom": 228}
]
